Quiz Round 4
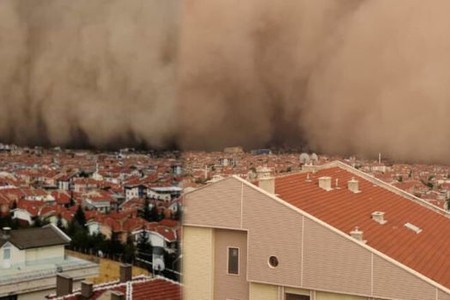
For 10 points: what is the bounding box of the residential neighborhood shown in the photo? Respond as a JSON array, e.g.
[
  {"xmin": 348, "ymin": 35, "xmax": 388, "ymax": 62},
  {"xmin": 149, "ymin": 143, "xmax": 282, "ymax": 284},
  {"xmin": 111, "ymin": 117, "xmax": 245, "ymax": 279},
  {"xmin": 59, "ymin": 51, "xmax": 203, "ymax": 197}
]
[
  {"xmin": 0, "ymin": 145, "xmax": 183, "ymax": 299},
  {"xmin": 1, "ymin": 144, "xmax": 450, "ymax": 299}
]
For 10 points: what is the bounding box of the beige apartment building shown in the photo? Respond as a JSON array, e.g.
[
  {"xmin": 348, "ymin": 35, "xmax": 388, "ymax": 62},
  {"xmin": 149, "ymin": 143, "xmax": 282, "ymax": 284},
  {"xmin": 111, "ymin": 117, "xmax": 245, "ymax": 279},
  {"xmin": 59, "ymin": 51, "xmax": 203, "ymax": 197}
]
[{"xmin": 182, "ymin": 161, "xmax": 450, "ymax": 300}]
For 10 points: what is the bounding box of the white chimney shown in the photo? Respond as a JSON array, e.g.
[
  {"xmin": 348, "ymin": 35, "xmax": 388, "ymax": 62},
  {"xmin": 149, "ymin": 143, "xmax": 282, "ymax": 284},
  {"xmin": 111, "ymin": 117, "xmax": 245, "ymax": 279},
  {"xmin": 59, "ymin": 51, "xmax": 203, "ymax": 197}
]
[
  {"xmin": 318, "ymin": 176, "xmax": 332, "ymax": 191},
  {"xmin": 2, "ymin": 227, "xmax": 11, "ymax": 240},
  {"xmin": 348, "ymin": 177, "xmax": 360, "ymax": 193},
  {"xmin": 350, "ymin": 226, "xmax": 365, "ymax": 243},
  {"xmin": 257, "ymin": 167, "xmax": 275, "ymax": 194},
  {"xmin": 372, "ymin": 211, "xmax": 387, "ymax": 224}
]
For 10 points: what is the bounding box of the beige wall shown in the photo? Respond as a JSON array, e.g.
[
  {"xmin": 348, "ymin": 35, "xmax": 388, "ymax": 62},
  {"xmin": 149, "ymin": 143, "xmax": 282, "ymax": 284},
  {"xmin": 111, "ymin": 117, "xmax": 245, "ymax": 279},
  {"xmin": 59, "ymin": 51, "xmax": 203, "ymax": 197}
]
[
  {"xmin": 249, "ymin": 283, "xmax": 278, "ymax": 300},
  {"xmin": 5, "ymin": 243, "xmax": 26, "ymax": 266},
  {"xmin": 26, "ymin": 245, "xmax": 64, "ymax": 263},
  {"xmin": 214, "ymin": 229, "xmax": 249, "ymax": 300},
  {"xmin": 183, "ymin": 226, "xmax": 215, "ymax": 300},
  {"xmin": 316, "ymin": 291, "xmax": 366, "ymax": 300}
]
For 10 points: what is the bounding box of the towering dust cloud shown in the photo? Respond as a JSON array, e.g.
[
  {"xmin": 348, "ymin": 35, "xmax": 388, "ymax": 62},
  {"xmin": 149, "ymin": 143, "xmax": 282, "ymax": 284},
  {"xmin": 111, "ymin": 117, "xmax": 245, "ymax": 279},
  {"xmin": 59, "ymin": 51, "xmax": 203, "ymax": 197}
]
[
  {"xmin": 2, "ymin": 0, "xmax": 450, "ymax": 162},
  {"xmin": 179, "ymin": 0, "xmax": 450, "ymax": 163},
  {"xmin": 0, "ymin": 0, "xmax": 180, "ymax": 149}
]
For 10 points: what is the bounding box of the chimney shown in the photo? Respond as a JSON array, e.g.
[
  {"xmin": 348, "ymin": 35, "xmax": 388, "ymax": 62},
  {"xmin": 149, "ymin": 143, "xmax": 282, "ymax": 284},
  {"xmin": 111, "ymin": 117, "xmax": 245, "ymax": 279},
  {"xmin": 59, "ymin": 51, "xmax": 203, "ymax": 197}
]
[
  {"xmin": 318, "ymin": 176, "xmax": 332, "ymax": 191},
  {"xmin": 348, "ymin": 177, "xmax": 360, "ymax": 193},
  {"xmin": 257, "ymin": 167, "xmax": 275, "ymax": 194},
  {"xmin": 2, "ymin": 227, "xmax": 11, "ymax": 240},
  {"xmin": 56, "ymin": 274, "xmax": 73, "ymax": 297},
  {"xmin": 350, "ymin": 226, "xmax": 365, "ymax": 243},
  {"xmin": 372, "ymin": 211, "xmax": 387, "ymax": 224},
  {"xmin": 80, "ymin": 281, "xmax": 94, "ymax": 299},
  {"xmin": 120, "ymin": 264, "xmax": 132, "ymax": 283},
  {"xmin": 111, "ymin": 291, "xmax": 125, "ymax": 300}
]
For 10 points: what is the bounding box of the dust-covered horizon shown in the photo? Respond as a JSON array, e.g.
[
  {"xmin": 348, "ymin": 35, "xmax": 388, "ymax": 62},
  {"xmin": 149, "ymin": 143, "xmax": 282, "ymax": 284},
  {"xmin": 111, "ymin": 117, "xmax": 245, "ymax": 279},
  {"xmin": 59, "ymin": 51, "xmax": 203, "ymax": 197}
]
[{"xmin": 2, "ymin": 0, "xmax": 450, "ymax": 162}]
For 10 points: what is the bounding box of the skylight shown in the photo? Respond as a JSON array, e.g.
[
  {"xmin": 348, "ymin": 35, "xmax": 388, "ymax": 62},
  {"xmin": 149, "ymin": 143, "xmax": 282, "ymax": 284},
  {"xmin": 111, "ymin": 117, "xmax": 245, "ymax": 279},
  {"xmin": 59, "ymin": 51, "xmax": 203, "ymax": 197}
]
[{"xmin": 404, "ymin": 222, "xmax": 422, "ymax": 234}]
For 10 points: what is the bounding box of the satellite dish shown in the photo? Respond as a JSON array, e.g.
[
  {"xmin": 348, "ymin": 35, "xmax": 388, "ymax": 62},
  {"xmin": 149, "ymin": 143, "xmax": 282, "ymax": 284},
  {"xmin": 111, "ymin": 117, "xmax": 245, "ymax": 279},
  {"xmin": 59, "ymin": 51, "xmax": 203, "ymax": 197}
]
[{"xmin": 299, "ymin": 153, "xmax": 310, "ymax": 164}]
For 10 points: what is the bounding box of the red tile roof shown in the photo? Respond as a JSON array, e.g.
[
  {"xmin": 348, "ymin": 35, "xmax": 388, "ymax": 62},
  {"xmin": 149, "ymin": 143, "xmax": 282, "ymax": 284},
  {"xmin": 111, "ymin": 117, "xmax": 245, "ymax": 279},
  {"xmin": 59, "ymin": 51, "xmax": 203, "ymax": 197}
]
[
  {"xmin": 275, "ymin": 163, "xmax": 450, "ymax": 289},
  {"xmin": 56, "ymin": 277, "xmax": 181, "ymax": 300}
]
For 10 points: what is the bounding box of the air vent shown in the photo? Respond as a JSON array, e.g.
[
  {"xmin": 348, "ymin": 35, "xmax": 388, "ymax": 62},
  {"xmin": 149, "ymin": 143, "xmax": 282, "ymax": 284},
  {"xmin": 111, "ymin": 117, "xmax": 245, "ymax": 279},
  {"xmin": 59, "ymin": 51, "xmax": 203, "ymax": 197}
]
[
  {"xmin": 404, "ymin": 222, "xmax": 422, "ymax": 234},
  {"xmin": 372, "ymin": 211, "xmax": 387, "ymax": 224},
  {"xmin": 348, "ymin": 177, "xmax": 361, "ymax": 193},
  {"xmin": 318, "ymin": 176, "xmax": 332, "ymax": 191},
  {"xmin": 349, "ymin": 226, "xmax": 366, "ymax": 243}
]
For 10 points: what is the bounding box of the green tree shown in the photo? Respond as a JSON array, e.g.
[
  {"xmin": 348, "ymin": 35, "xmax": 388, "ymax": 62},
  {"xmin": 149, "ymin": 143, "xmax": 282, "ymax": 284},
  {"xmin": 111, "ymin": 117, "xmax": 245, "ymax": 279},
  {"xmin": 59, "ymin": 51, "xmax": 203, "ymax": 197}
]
[
  {"xmin": 73, "ymin": 206, "xmax": 87, "ymax": 229},
  {"xmin": 123, "ymin": 235, "xmax": 136, "ymax": 264},
  {"xmin": 136, "ymin": 229, "xmax": 153, "ymax": 263}
]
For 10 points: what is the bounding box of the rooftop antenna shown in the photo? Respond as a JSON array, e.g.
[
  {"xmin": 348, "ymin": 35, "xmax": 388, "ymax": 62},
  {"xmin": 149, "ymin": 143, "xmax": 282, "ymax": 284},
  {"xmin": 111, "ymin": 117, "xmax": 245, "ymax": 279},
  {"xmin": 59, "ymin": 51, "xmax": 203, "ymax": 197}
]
[{"xmin": 378, "ymin": 153, "xmax": 381, "ymax": 164}]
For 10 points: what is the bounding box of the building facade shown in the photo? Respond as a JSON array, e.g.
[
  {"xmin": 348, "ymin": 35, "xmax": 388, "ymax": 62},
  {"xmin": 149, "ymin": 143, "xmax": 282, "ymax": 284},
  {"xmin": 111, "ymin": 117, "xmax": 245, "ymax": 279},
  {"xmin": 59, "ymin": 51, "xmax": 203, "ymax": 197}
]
[{"xmin": 182, "ymin": 161, "xmax": 450, "ymax": 300}]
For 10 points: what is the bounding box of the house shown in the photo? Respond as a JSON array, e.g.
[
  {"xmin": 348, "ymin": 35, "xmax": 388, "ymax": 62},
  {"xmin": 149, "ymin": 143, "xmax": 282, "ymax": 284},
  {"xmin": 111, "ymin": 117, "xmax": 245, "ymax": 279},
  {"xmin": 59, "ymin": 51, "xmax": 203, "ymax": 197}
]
[
  {"xmin": 182, "ymin": 161, "xmax": 450, "ymax": 300},
  {"xmin": 82, "ymin": 191, "xmax": 117, "ymax": 213},
  {"xmin": 124, "ymin": 184, "xmax": 147, "ymax": 201},
  {"xmin": 147, "ymin": 187, "xmax": 182, "ymax": 202},
  {"xmin": 0, "ymin": 225, "xmax": 98, "ymax": 299},
  {"xmin": 46, "ymin": 264, "xmax": 181, "ymax": 300}
]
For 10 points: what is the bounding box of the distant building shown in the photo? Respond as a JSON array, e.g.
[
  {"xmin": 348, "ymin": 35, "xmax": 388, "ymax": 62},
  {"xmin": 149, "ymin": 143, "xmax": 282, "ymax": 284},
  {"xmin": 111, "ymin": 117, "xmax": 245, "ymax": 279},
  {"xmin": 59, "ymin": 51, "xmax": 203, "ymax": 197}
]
[
  {"xmin": 0, "ymin": 225, "xmax": 98, "ymax": 299},
  {"xmin": 223, "ymin": 146, "xmax": 244, "ymax": 154},
  {"xmin": 250, "ymin": 149, "xmax": 272, "ymax": 155},
  {"xmin": 183, "ymin": 161, "xmax": 450, "ymax": 300},
  {"xmin": 47, "ymin": 265, "xmax": 180, "ymax": 300}
]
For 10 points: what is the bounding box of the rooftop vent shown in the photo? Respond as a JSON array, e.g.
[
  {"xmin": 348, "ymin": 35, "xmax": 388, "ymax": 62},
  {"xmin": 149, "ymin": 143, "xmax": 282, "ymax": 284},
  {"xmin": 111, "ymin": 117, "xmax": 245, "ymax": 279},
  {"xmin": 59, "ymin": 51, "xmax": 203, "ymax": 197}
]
[
  {"xmin": 305, "ymin": 173, "xmax": 312, "ymax": 182},
  {"xmin": 404, "ymin": 222, "xmax": 422, "ymax": 234},
  {"xmin": 257, "ymin": 167, "xmax": 275, "ymax": 194},
  {"xmin": 372, "ymin": 211, "xmax": 387, "ymax": 224},
  {"xmin": 318, "ymin": 176, "xmax": 332, "ymax": 191},
  {"xmin": 2, "ymin": 227, "xmax": 11, "ymax": 240},
  {"xmin": 349, "ymin": 226, "xmax": 366, "ymax": 243},
  {"xmin": 348, "ymin": 177, "xmax": 360, "ymax": 193}
]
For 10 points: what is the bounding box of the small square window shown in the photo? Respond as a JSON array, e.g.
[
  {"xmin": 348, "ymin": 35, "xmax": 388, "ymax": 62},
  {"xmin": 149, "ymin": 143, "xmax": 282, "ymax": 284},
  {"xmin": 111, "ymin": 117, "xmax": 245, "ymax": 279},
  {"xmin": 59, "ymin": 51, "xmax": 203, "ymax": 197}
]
[{"xmin": 227, "ymin": 247, "xmax": 239, "ymax": 275}]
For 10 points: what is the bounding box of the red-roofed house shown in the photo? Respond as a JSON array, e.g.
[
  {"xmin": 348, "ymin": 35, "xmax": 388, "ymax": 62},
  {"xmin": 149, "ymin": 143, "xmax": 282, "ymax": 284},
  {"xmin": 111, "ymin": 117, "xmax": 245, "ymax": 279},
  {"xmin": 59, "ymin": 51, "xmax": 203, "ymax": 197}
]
[
  {"xmin": 47, "ymin": 266, "xmax": 180, "ymax": 300},
  {"xmin": 183, "ymin": 161, "xmax": 450, "ymax": 300}
]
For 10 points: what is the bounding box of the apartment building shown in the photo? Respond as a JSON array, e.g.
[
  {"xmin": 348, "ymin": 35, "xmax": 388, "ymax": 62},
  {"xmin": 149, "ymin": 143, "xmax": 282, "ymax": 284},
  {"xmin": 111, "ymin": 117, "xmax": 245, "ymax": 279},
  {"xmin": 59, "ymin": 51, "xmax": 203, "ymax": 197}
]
[{"xmin": 182, "ymin": 161, "xmax": 450, "ymax": 300}]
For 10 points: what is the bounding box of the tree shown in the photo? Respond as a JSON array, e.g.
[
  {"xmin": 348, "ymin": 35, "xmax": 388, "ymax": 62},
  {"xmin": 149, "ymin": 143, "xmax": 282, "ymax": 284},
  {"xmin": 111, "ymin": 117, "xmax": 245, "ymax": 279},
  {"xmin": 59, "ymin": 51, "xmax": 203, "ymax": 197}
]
[
  {"xmin": 142, "ymin": 198, "xmax": 151, "ymax": 221},
  {"xmin": 136, "ymin": 229, "xmax": 153, "ymax": 264},
  {"xmin": 123, "ymin": 235, "xmax": 136, "ymax": 264},
  {"xmin": 73, "ymin": 206, "xmax": 87, "ymax": 229}
]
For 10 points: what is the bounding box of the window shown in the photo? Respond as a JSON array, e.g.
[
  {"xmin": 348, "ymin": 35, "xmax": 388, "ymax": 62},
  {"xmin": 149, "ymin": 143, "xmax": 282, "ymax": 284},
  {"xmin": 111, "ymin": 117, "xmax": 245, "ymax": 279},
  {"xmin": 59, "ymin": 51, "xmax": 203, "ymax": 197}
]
[
  {"xmin": 3, "ymin": 246, "xmax": 10, "ymax": 260},
  {"xmin": 285, "ymin": 294, "xmax": 309, "ymax": 300},
  {"xmin": 268, "ymin": 256, "xmax": 279, "ymax": 268},
  {"xmin": 227, "ymin": 247, "xmax": 239, "ymax": 275}
]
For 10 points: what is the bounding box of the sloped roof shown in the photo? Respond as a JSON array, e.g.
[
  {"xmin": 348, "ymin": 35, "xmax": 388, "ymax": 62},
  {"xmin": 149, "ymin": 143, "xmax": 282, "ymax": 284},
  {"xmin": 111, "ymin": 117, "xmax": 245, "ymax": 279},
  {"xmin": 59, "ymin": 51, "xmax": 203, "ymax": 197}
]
[
  {"xmin": 0, "ymin": 224, "xmax": 70, "ymax": 249},
  {"xmin": 55, "ymin": 276, "xmax": 181, "ymax": 300},
  {"xmin": 275, "ymin": 162, "xmax": 450, "ymax": 289}
]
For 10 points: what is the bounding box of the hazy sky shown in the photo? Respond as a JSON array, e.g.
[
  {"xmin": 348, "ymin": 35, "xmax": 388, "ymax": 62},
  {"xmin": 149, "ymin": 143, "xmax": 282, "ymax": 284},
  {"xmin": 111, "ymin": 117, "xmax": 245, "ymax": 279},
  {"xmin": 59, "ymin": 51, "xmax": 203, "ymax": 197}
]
[{"xmin": 1, "ymin": 0, "xmax": 450, "ymax": 162}]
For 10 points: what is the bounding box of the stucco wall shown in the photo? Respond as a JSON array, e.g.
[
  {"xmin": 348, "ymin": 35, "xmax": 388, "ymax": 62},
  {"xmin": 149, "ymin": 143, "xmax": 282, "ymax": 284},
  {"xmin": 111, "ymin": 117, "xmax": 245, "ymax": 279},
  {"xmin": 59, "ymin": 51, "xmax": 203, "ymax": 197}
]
[
  {"xmin": 316, "ymin": 291, "xmax": 366, "ymax": 300},
  {"xmin": 183, "ymin": 226, "xmax": 214, "ymax": 300},
  {"xmin": 26, "ymin": 245, "xmax": 64, "ymax": 263},
  {"xmin": 249, "ymin": 283, "xmax": 278, "ymax": 300}
]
